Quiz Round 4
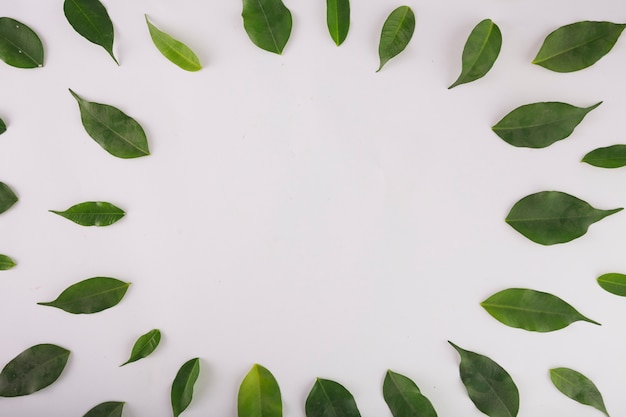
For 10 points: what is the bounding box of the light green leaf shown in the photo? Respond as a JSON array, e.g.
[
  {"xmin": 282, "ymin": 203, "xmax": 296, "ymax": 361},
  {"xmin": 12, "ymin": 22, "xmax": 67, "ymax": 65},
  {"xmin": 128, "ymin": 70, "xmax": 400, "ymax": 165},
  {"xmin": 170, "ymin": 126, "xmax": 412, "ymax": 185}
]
[
  {"xmin": 121, "ymin": 329, "xmax": 161, "ymax": 366},
  {"xmin": 145, "ymin": 15, "xmax": 202, "ymax": 71},
  {"xmin": 383, "ymin": 370, "xmax": 437, "ymax": 417},
  {"xmin": 582, "ymin": 145, "xmax": 626, "ymax": 168},
  {"xmin": 171, "ymin": 358, "xmax": 200, "ymax": 417},
  {"xmin": 597, "ymin": 273, "xmax": 626, "ymax": 296},
  {"xmin": 0, "ymin": 182, "xmax": 18, "ymax": 215},
  {"xmin": 377, "ymin": 6, "xmax": 415, "ymax": 72},
  {"xmin": 64, "ymin": 0, "xmax": 118, "ymax": 64},
  {"xmin": 550, "ymin": 368, "xmax": 609, "ymax": 417},
  {"xmin": 238, "ymin": 364, "xmax": 282, "ymax": 417},
  {"xmin": 305, "ymin": 378, "xmax": 361, "ymax": 417},
  {"xmin": 242, "ymin": 0, "xmax": 292, "ymax": 54},
  {"xmin": 83, "ymin": 401, "xmax": 125, "ymax": 417},
  {"xmin": 50, "ymin": 201, "xmax": 125, "ymax": 227},
  {"xmin": 38, "ymin": 277, "xmax": 131, "ymax": 314},
  {"xmin": 327, "ymin": 0, "xmax": 350, "ymax": 46},
  {"xmin": 0, "ymin": 254, "xmax": 16, "ymax": 270},
  {"xmin": 0, "ymin": 17, "xmax": 44, "ymax": 68}
]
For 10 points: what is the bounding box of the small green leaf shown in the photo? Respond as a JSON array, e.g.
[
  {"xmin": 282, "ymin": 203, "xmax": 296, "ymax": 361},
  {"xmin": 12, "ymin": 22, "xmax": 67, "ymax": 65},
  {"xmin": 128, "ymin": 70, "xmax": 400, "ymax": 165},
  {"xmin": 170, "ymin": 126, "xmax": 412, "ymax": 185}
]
[
  {"xmin": 38, "ymin": 277, "xmax": 131, "ymax": 314},
  {"xmin": 69, "ymin": 89, "xmax": 150, "ymax": 158},
  {"xmin": 0, "ymin": 118, "xmax": 6, "ymax": 134},
  {"xmin": 383, "ymin": 370, "xmax": 438, "ymax": 417},
  {"xmin": 0, "ymin": 344, "xmax": 70, "ymax": 397},
  {"xmin": 83, "ymin": 401, "xmax": 125, "ymax": 417},
  {"xmin": 50, "ymin": 201, "xmax": 125, "ymax": 227},
  {"xmin": 505, "ymin": 191, "xmax": 622, "ymax": 245},
  {"xmin": 533, "ymin": 21, "xmax": 626, "ymax": 73},
  {"xmin": 582, "ymin": 145, "xmax": 626, "ymax": 168},
  {"xmin": 481, "ymin": 288, "xmax": 599, "ymax": 332},
  {"xmin": 377, "ymin": 6, "xmax": 415, "ymax": 72},
  {"xmin": 0, "ymin": 254, "xmax": 16, "ymax": 270},
  {"xmin": 242, "ymin": 0, "xmax": 292, "ymax": 54},
  {"xmin": 171, "ymin": 358, "xmax": 200, "ymax": 417},
  {"xmin": 449, "ymin": 342, "xmax": 519, "ymax": 417},
  {"xmin": 238, "ymin": 364, "xmax": 282, "ymax": 417},
  {"xmin": 326, "ymin": 0, "xmax": 350, "ymax": 46},
  {"xmin": 550, "ymin": 368, "xmax": 610, "ymax": 417},
  {"xmin": 64, "ymin": 0, "xmax": 118, "ymax": 64},
  {"xmin": 305, "ymin": 378, "xmax": 361, "ymax": 417},
  {"xmin": 492, "ymin": 101, "xmax": 601, "ymax": 148},
  {"xmin": 0, "ymin": 17, "xmax": 44, "ymax": 68},
  {"xmin": 145, "ymin": 15, "xmax": 202, "ymax": 72},
  {"xmin": 0, "ymin": 181, "xmax": 18, "ymax": 215},
  {"xmin": 121, "ymin": 329, "xmax": 161, "ymax": 366},
  {"xmin": 449, "ymin": 19, "xmax": 501, "ymax": 89},
  {"xmin": 597, "ymin": 273, "xmax": 626, "ymax": 296}
]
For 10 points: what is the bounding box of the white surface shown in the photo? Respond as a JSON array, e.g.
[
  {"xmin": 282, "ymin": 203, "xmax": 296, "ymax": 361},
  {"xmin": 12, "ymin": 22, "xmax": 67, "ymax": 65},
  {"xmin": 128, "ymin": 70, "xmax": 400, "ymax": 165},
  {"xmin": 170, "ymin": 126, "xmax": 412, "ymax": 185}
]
[{"xmin": 2, "ymin": 1, "xmax": 626, "ymax": 416}]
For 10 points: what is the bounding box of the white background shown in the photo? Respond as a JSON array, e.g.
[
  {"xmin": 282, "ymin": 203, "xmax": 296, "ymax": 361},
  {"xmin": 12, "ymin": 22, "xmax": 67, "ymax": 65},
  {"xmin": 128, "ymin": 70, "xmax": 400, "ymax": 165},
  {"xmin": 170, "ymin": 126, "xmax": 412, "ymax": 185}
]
[{"xmin": 2, "ymin": 0, "xmax": 626, "ymax": 416}]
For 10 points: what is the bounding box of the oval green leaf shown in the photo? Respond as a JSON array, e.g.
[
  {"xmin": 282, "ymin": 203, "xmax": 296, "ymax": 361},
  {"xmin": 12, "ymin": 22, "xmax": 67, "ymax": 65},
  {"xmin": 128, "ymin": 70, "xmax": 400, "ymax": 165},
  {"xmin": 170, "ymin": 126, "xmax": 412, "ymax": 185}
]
[
  {"xmin": 69, "ymin": 89, "xmax": 150, "ymax": 158},
  {"xmin": 449, "ymin": 19, "xmax": 501, "ymax": 89},
  {"xmin": 242, "ymin": 0, "xmax": 292, "ymax": 54},
  {"xmin": 481, "ymin": 288, "xmax": 599, "ymax": 332},
  {"xmin": 0, "ymin": 181, "xmax": 18, "ymax": 215},
  {"xmin": 146, "ymin": 15, "xmax": 202, "ymax": 72},
  {"xmin": 505, "ymin": 191, "xmax": 622, "ymax": 245},
  {"xmin": 533, "ymin": 21, "xmax": 626, "ymax": 73},
  {"xmin": 172, "ymin": 358, "xmax": 200, "ymax": 417},
  {"xmin": 597, "ymin": 273, "xmax": 626, "ymax": 296},
  {"xmin": 305, "ymin": 378, "xmax": 361, "ymax": 417},
  {"xmin": 449, "ymin": 342, "xmax": 519, "ymax": 417},
  {"xmin": 38, "ymin": 277, "xmax": 130, "ymax": 314},
  {"xmin": 238, "ymin": 364, "xmax": 282, "ymax": 417},
  {"xmin": 0, "ymin": 118, "xmax": 6, "ymax": 135},
  {"xmin": 582, "ymin": 145, "xmax": 626, "ymax": 168},
  {"xmin": 83, "ymin": 401, "xmax": 125, "ymax": 417},
  {"xmin": 121, "ymin": 329, "xmax": 161, "ymax": 366},
  {"xmin": 492, "ymin": 101, "xmax": 601, "ymax": 148},
  {"xmin": 50, "ymin": 201, "xmax": 125, "ymax": 227},
  {"xmin": 0, "ymin": 17, "xmax": 44, "ymax": 68},
  {"xmin": 383, "ymin": 370, "xmax": 438, "ymax": 417},
  {"xmin": 0, "ymin": 344, "xmax": 70, "ymax": 397},
  {"xmin": 64, "ymin": 0, "xmax": 118, "ymax": 64},
  {"xmin": 327, "ymin": 0, "xmax": 350, "ymax": 46},
  {"xmin": 0, "ymin": 254, "xmax": 16, "ymax": 270},
  {"xmin": 550, "ymin": 368, "xmax": 609, "ymax": 417},
  {"xmin": 377, "ymin": 6, "xmax": 415, "ymax": 72}
]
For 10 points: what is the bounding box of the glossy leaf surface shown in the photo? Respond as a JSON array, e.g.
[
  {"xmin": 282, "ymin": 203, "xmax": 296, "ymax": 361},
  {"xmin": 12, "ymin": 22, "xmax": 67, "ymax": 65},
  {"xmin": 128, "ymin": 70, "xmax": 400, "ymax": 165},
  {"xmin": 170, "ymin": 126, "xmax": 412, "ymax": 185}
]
[
  {"xmin": 449, "ymin": 19, "xmax": 501, "ymax": 89},
  {"xmin": 0, "ymin": 118, "xmax": 5, "ymax": 134},
  {"xmin": 70, "ymin": 89, "xmax": 150, "ymax": 158},
  {"xmin": 146, "ymin": 16, "xmax": 202, "ymax": 71},
  {"xmin": 550, "ymin": 368, "xmax": 609, "ymax": 416},
  {"xmin": 0, "ymin": 254, "xmax": 16, "ymax": 270},
  {"xmin": 505, "ymin": 191, "xmax": 622, "ymax": 245},
  {"xmin": 50, "ymin": 201, "xmax": 125, "ymax": 226},
  {"xmin": 0, "ymin": 17, "xmax": 44, "ymax": 68},
  {"xmin": 377, "ymin": 6, "xmax": 415, "ymax": 72},
  {"xmin": 83, "ymin": 401, "xmax": 125, "ymax": 417},
  {"xmin": 0, "ymin": 344, "xmax": 70, "ymax": 397},
  {"xmin": 242, "ymin": 0, "xmax": 292, "ymax": 54},
  {"xmin": 449, "ymin": 342, "xmax": 518, "ymax": 417},
  {"xmin": 121, "ymin": 329, "xmax": 161, "ymax": 366},
  {"xmin": 38, "ymin": 277, "xmax": 130, "ymax": 314},
  {"xmin": 481, "ymin": 288, "xmax": 599, "ymax": 332},
  {"xmin": 533, "ymin": 21, "xmax": 626, "ymax": 72},
  {"xmin": 64, "ymin": 0, "xmax": 118, "ymax": 64},
  {"xmin": 597, "ymin": 273, "xmax": 626, "ymax": 296},
  {"xmin": 327, "ymin": 0, "xmax": 350, "ymax": 46},
  {"xmin": 492, "ymin": 101, "xmax": 601, "ymax": 148},
  {"xmin": 582, "ymin": 145, "xmax": 626, "ymax": 168},
  {"xmin": 238, "ymin": 364, "xmax": 282, "ymax": 417},
  {"xmin": 306, "ymin": 378, "xmax": 361, "ymax": 417},
  {"xmin": 383, "ymin": 370, "xmax": 437, "ymax": 417},
  {"xmin": 0, "ymin": 182, "xmax": 18, "ymax": 214},
  {"xmin": 171, "ymin": 358, "xmax": 200, "ymax": 417}
]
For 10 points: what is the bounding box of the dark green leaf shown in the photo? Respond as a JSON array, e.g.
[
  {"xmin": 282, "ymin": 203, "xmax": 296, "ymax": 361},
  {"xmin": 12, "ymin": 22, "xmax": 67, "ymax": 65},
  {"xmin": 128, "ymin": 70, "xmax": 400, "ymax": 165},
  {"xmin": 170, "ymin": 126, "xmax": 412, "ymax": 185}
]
[
  {"xmin": 0, "ymin": 118, "xmax": 6, "ymax": 134},
  {"xmin": 242, "ymin": 0, "xmax": 292, "ymax": 54},
  {"xmin": 146, "ymin": 15, "xmax": 202, "ymax": 72},
  {"xmin": 305, "ymin": 378, "xmax": 361, "ymax": 417},
  {"xmin": 533, "ymin": 21, "xmax": 626, "ymax": 73},
  {"xmin": 550, "ymin": 368, "xmax": 609, "ymax": 417},
  {"xmin": 505, "ymin": 191, "xmax": 622, "ymax": 245},
  {"xmin": 50, "ymin": 201, "xmax": 125, "ymax": 227},
  {"xmin": 449, "ymin": 19, "xmax": 501, "ymax": 89},
  {"xmin": 481, "ymin": 288, "xmax": 599, "ymax": 332},
  {"xmin": 238, "ymin": 364, "xmax": 282, "ymax": 417},
  {"xmin": 0, "ymin": 254, "xmax": 16, "ymax": 270},
  {"xmin": 63, "ymin": 0, "xmax": 118, "ymax": 64},
  {"xmin": 597, "ymin": 273, "xmax": 626, "ymax": 296},
  {"xmin": 383, "ymin": 370, "xmax": 437, "ymax": 417},
  {"xmin": 582, "ymin": 145, "xmax": 626, "ymax": 168},
  {"xmin": 171, "ymin": 358, "xmax": 200, "ymax": 417},
  {"xmin": 327, "ymin": 0, "xmax": 350, "ymax": 46},
  {"xmin": 121, "ymin": 329, "xmax": 161, "ymax": 366},
  {"xmin": 83, "ymin": 401, "xmax": 125, "ymax": 417},
  {"xmin": 69, "ymin": 89, "xmax": 150, "ymax": 158},
  {"xmin": 38, "ymin": 277, "xmax": 131, "ymax": 314},
  {"xmin": 0, "ymin": 181, "xmax": 18, "ymax": 214},
  {"xmin": 0, "ymin": 344, "xmax": 70, "ymax": 397},
  {"xmin": 377, "ymin": 6, "xmax": 415, "ymax": 72},
  {"xmin": 0, "ymin": 17, "xmax": 44, "ymax": 68},
  {"xmin": 492, "ymin": 101, "xmax": 601, "ymax": 148},
  {"xmin": 449, "ymin": 342, "xmax": 519, "ymax": 417}
]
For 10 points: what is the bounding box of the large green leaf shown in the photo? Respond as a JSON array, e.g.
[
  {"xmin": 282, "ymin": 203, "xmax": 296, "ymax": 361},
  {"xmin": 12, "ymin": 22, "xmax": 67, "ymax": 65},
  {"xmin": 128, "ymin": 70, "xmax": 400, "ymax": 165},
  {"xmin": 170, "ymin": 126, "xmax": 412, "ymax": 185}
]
[
  {"xmin": 377, "ymin": 6, "xmax": 415, "ymax": 72},
  {"xmin": 582, "ymin": 145, "xmax": 626, "ymax": 168},
  {"xmin": 326, "ymin": 0, "xmax": 350, "ymax": 46},
  {"xmin": 0, "ymin": 17, "xmax": 44, "ymax": 68},
  {"xmin": 238, "ymin": 364, "xmax": 282, "ymax": 417},
  {"xmin": 306, "ymin": 378, "xmax": 361, "ymax": 417},
  {"xmin": 550, "ymin": 368, "xmax": 610, "ymax": 416},
  {"xmin": 64, "ymin": 0, "xmax": 118, "ymax": 64},
  {"xmin": 383, "ymin": 370, "xmax": 437, "ymax": 417},
  {"xmin": 146, "ymin": 15, "xmax": 202, "ymax": 72},
  {"xmin": 171, "ymin": 358, "xmax": 200, "ymax": 417},
  {"xmin": 83, "ymin": 401, "xmax": 125, "ymax": 417},
  {"xmin": 0, "ymin": 181, "xmax": 18, "ymax": 215},
  {"xmin": 50, "ymin": 201, "xmax": 125, "ymax": 226},
  {"xmin": 0, "ymin": 254, "xmax": 16, "ymax": 271},
  {"xmin": 242, "ymin": 0, "xmax": 292, "ymax": 54},
  {"xmin": 121, "ymin": 329, "xmax": 161, "ymax": 366},
  {"xmin": 38, "ymin": 277, "xmax": 131, "ymax": 314},
  {"xmin": 597, "ymin": 273, "xmax": 626, "ymax": 297}
]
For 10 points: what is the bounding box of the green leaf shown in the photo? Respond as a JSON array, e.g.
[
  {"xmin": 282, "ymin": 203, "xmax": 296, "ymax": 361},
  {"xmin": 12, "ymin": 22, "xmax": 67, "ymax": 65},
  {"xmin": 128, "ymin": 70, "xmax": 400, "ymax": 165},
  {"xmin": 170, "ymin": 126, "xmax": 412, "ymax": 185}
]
[
  {"xmin": 171, "ymin": 358, "xmax": 200, "ymax": 417},
  {"xmin": 145, "ymin": 15, "xmax": 202, "ymax": 72},
  {"xmin": 305, "ymin": 378, "xmax": 361, "ymax": 417},
  {"xmin": 0, "ymin": 181, "xmax": 18, "ymax": 215},
  {"xmin": 582, "ymin": 145, "xmax": 626, "ymax": 168},
  {"xmin": 377, "ymin": 6, "xmax": 415, "ymax": 72},
  {"xmin": 481, "ymin": 288, "xmax": 599, "ymax": 332},
  {"xmin": 238, "ymin": 364, "xmax": 282, "ymax": 417},
  {"xmin": 83, "ymin": 401, "xmax": 125, "ymax": 417},
  {"xmin": 550, "ymin": 368, "xmax": 610, "ymax": 417},
  {"xmin": 242, "ymin": 0, "xmax": 292, "ymax": 54},
  {"xmin": 533, "ymin": 21, "xmax": 626, "ymax": 73},
  {"xmin": 121, "ymin": 329, "xmax": 161, "ymax": 366},
  {"xmin": 597, "ymin": 273, "xmax": 626, "ymax": 296},
  {"xmin": 63, "ymin": 0, "xmax": 118, "ymax": 64},
  {"xmin": 0, "ymin": 118, "xmax": 6, "ymax": 134},
  {"xmin": 383, "ymin": 370, "xmax": 438, "ymax": 417},
  {"xmin": 449, "ymin": 342, "xmax": 519, "ymax": 417},
  {"xmin": 0, "ymin": 254, "xmax": 16, "ymax": 270},
  {"xmin": 69, "ymin": 89, "xmax": 150, "ymax": 158},
  {"xmin": 505, "ymin": 191, "xmax": 622, "ymax": 245},
  {"xmin": 326, "ymin": 0, "xmax": 350, "ymax": 46},
  {"xmin": 38, "ymin": 277, "xmax": 131, "ymax": 314},
  {"xmin": 0, "ymin": 344, "xmax": 70, "ymax": 397},
  {"xmin": 0, "ymin": 17, "xmax": 44, "ymax": 68},
  {"xmin": 492, "ymin": 101, "xmax": 601, "ymax": 148},
  {"xmin": 449, "ymin": 19, "xmax": 501, "ymax": 89},
  {"xmin": 50, "ymin": 201, "xmax": 125, "ymax": 227}
]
